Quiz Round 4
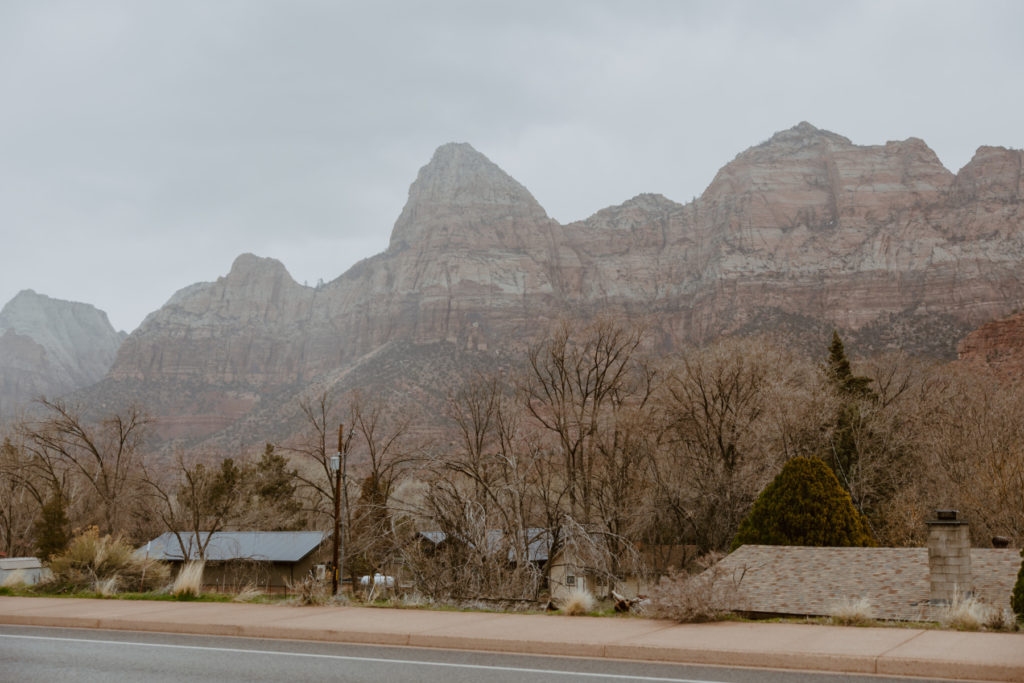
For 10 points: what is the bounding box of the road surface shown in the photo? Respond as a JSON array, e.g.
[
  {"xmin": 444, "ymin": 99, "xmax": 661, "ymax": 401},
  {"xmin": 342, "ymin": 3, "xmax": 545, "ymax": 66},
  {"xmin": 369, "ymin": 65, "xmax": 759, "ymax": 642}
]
[{"xmin": 0, "ymin": 625, "xmax": 961, "ymax": 683}]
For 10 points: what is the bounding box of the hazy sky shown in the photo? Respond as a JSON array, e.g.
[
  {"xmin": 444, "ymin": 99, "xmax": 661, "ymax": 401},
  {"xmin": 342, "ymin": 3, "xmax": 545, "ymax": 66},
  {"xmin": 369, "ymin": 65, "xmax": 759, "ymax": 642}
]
[{"xmin": 2, "ymin": 1, "xmax": 1022, "ymax": 332}]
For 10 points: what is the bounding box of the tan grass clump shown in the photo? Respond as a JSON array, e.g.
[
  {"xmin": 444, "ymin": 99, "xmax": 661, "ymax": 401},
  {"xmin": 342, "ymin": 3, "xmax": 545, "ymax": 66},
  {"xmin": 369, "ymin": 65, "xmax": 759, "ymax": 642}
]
[
  {"xmin": 232, "ymin": 583, "xmax": 263, "ymax": 602},
  {"xmin": 829, "ymin": 596, "xmax": 874, "ymax": 626},
  {"xmin": 171, "ymin": 561, "xmax": 205, "ymax": 597},
  {"xmin": 560, "ymin": 588, "xmax": 595, "ymax": 616},
  {"xmin": 1, "ymin": 570, "xmax": 27, "ymax": 589},
  {"xmin": 95, "ymin": 577, "xmax": 118, "ymax": 596},
  {"xmin": 938, "ymin": 588, "xmax": 990, "ymax": 631},
  {"xmin": 45, "ymin": 527, "xmax": 169, "ymax": 594}
]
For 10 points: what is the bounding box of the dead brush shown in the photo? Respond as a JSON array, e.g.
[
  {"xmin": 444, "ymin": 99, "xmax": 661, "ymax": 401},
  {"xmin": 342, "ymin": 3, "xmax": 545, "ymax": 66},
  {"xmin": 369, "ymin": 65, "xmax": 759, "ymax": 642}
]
[
  {"xmin": 286, "ymin": 572, "xmax": 331, "ymax": 606},
  {"xmin": 648, "ymin": 553, "xmax": 746, "ymax": 623},
  {"xmin": 828, "ymin": 597, "xmax": 874, "ymax": 626},
  {"xmin": 171, "ymin": 561, "xmax": 205, "ymax": 598}
]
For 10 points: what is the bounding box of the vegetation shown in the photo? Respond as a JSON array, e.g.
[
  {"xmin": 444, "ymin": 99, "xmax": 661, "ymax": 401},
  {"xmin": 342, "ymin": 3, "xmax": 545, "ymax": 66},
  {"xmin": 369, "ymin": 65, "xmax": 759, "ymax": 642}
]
[
  {"xmin": 1, "ymin": 321, "xmax": 1023, "ymax": 619},
  {"xmin": 1013, "ymin": 549, "xmax": 1024, "ymax": 622},
  {"xmin": 648, "ymin": 554, "xmax": 746, "ymax": 623},
  {"xmin": 560, "ymin": 588, "xmax": 595, "ymax": 616},
  {"xmin": 731, "ymin": 457, "xmax": 874, "ymax": 549},
  {"xmin": 44, "ymin": 527, "xmax": 169, "ymax": 594}
]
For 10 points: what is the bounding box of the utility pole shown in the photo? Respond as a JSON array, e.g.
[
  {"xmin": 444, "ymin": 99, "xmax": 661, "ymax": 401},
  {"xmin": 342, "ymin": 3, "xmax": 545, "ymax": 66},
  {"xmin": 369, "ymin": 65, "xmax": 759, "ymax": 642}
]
[{"xmin": 330, "ymin": 424, "xmax": 344, "ymax": 595}]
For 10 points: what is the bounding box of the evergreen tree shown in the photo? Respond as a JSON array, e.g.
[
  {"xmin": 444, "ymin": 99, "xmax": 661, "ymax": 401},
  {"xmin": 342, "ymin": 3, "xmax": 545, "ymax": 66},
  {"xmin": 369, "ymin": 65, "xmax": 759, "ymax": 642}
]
[
  {"xmin": 249, "ymin": 444, "xmax": 303, "ymax": 530},
  {"xmin": 1012, "ymin": 548, "xmax": 1024, "ymax": 622},
  {"xmin": 821, "ymin": 331, "xmax": 888, "ymax": 527},
  {"xmin": 826, "ymin": 331, "xmax": 874, "ymax": 399},
  {"xmin": 34, "ymin": 491, "xmax": 69, "ymax": 562},
  {"xmin": 731, "ymin": 457, "xmax": 874, "ymax": 550}
]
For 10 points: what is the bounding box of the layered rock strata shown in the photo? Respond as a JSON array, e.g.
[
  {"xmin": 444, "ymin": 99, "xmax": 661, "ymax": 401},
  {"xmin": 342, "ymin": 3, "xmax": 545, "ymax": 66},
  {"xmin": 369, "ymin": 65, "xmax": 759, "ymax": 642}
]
[{"xmin": 92, "ymin": 124, "xmax": 1024, "ymax": 444}]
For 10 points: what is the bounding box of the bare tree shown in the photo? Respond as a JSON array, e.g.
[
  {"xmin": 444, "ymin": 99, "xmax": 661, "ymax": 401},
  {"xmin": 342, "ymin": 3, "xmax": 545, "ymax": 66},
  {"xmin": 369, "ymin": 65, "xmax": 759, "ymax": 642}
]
[
  {"xmin": 652, "ymin": 338, "xmax": 805, "ymax": 553},
  {"xmin": 20, "ymin": 399, "xmax": 150, "ymax": 537},
  {"xmin": 0, "ymin": 434, "xmax": 45, "ymax": 557},
  {"xmin": 142, "ymin": 454, "xmax": 246, "ymax": 560}
]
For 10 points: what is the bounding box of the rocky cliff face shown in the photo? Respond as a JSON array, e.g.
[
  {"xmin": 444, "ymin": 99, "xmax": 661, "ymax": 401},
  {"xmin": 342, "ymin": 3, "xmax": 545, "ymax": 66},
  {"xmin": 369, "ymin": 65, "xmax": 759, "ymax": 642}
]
[
  {"xmin": 0, "ymin": 290, "xmax": 124, "ymax": 418},
  {"xmin": 88, "ymin": 123, "xmax": 1024, "ymax": 445},
  {"xmin": 957, "ymin": 311, "xmax": 1024, "ymax": 377}
]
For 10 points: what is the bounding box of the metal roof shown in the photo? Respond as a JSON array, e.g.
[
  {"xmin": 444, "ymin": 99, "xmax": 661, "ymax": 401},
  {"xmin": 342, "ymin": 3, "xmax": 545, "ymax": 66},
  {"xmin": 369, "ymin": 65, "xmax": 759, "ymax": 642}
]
[
  {"xmin": 138, "ymin": 531, "xmax": 328, "ymax": 563},
  {"xmin": 0, "ymin": 557, "xmax": 42, "ymax": 571},
  {"xmin": 416, "ymin": 528, "xmax": 550, "ymax": 563}
]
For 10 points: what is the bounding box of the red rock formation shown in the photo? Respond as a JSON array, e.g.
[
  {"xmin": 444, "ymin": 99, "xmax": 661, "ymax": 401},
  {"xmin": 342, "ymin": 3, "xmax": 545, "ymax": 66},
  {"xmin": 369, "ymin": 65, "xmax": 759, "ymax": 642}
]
[
  {"xmin": 82, "ymin": 123, "xmax": 1024, "ymax": 445},
  {"xmin": 957, "ymin": 311, "xmax": 1024, "ymax": 378}
]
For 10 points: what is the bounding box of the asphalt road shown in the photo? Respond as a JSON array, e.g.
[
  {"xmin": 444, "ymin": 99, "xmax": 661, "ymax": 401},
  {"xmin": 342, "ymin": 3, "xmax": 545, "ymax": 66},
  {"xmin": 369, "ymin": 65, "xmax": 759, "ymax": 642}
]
[{"xmin": 0, "ymin": 625, "xmax": 961, "ymax": 683}]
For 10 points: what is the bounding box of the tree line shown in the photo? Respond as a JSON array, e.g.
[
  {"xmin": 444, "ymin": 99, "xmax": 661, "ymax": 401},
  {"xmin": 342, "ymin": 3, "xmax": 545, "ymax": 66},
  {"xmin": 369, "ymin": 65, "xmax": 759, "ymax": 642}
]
[{"xmin": 2, "ymin": 318, "xmax": 1022, "ymax": 600}]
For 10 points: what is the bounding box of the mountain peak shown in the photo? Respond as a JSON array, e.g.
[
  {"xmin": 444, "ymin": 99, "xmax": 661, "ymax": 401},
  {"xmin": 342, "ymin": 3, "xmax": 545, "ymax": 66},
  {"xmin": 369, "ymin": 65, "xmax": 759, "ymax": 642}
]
[
  {"xmin": 225, "ymin": 253, "xmax": 293, "ymax": 282},
  {"xmin": 755, "ymin": 121, "xmax": 852, "ymax": 152},
  {"xmin": 388, "ymin": 142, "xmax": 548, "ymax": 249}
]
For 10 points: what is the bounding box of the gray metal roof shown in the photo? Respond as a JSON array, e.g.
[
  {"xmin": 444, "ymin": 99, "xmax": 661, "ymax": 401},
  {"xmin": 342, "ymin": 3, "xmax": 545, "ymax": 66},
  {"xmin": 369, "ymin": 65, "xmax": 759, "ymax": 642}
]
[
  {"xmin": 416, "ymin": 528, "xmax": 550, "ymax": 563},
  {"xmin": 0, "ymin": 557, "xmax": 42, "ymax": 571},
  {"xmin": 138, "ymin": 531, "xmax": 328, "ymax": 563}
]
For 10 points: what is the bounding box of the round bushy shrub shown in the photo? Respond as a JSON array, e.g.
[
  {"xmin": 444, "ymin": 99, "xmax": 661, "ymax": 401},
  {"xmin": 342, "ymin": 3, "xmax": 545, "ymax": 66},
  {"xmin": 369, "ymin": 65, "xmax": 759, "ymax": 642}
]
[
  {"xmin": 731, "ymin": 457, "xmax": 874, "ymax": 550},
  {"xmin": 45, "ymin": 527, "xmax": 169, "ymax": 594}
]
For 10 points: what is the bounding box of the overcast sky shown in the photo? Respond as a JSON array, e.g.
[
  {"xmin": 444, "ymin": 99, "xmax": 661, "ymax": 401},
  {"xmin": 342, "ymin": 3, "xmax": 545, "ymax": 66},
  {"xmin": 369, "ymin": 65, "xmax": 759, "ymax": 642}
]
[{"xmin": 2, "ymin": 1, "xmax": 1022, "ymax": 332}]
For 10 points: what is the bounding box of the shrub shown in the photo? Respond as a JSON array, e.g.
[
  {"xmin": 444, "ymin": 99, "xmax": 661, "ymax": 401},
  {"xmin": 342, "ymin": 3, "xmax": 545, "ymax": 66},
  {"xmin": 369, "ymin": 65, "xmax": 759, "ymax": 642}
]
[
  {"xmin": 287, "ymin": 572, "xmax": 332, "ymax": 606},
  {"xmin": 1012, "ymin": 548, "xmax": 1024, "ymax": 622},
  {"xmin": 171, "ymin": 561, "xmax": 205, "ymax": 598},
  {"xmin": 45, "ymin": 527, "xmax": 169, "ymax": 594},
  {"xmin": 828, "ymin": 596, "xmax": 874, "ymax": 626},
  {"xmin": 732, "ymin": 457, "xmax": 874, "ymax": 549},
  {"xmin": 648, "ymin": 554, "xmax": 746, "ymax": 623},
  {"xmin": 560, "ymin": 588, "xmax": 595, "ymax": 616}
]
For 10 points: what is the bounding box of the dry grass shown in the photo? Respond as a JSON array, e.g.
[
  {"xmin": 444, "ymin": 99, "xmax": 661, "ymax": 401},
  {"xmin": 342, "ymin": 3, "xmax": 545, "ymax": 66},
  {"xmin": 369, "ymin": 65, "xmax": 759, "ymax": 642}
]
[
  {"xmin": 937, "ymin": 588, "xmax": 998, "ymax": 631},
  {"xmin": 829, "ymin": 597, "xmax": 874, "ymax": 626},
  {"xmin": 95, "ymin": 577, "xmax": 118, "ymax": 596},
  {"xmin": 1, "ymin": 570, "xmax": 27, "ymax": 589},
  {"xmin": 232, "ymin": 583, "xmax": 263, "ymax": 602},
  {"xmin": 560, "ymin": 588, "xmax": 596, "ymax": 616},
  {"xmin": 171, "ymin": 561, "xmax": 205, "ymax": 598},
  {"xmin": 648, "ymin": 554, "xmax": 747, "ymax": 623}
]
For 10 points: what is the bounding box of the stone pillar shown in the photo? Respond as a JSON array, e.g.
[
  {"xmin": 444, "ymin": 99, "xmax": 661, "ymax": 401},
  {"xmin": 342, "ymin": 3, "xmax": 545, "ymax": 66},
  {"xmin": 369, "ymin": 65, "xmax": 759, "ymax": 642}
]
[{"xmin": 926, "ymin": 509, "xmax": 972, "ymax": 604}]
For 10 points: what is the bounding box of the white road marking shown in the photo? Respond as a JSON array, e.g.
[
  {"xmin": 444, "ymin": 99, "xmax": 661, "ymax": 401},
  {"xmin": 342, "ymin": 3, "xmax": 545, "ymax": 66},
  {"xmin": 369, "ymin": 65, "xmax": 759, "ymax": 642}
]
[{"xmin": 0, "ymin": 632, "xmax": 726, "ymax": 682}]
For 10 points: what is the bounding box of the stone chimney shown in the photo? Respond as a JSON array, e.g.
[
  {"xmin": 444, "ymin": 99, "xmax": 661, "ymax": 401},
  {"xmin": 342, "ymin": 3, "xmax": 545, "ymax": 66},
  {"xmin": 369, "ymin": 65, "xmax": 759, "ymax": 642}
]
[{"xmin": 926, "ymin": 509, "xmax": 972, "ymax": 604}]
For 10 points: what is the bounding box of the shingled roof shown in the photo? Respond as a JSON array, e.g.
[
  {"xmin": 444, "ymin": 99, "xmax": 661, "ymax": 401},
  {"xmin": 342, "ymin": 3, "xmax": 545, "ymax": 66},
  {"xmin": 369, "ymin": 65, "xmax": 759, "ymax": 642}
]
[{"xmin": 716, "ymin": 545, "xmax": 1021, "ymax": 621}]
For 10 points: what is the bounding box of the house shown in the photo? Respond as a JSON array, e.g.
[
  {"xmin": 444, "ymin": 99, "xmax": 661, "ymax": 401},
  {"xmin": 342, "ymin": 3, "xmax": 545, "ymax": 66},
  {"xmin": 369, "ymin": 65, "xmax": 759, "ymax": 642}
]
[
  {"xmin": 138, "ymin": 531, "xmax": 330, "ymax": 593},
  {"xmin": 414, "ymin": 528, "xmax": 656, "ymax": 601},
  {"xmin": 0, "ymin": 557, "xmax": 50, "ymax": 586},
  {"xmin": 714, "ymin": 510, "xmax": 1021, "ymax": 621}
]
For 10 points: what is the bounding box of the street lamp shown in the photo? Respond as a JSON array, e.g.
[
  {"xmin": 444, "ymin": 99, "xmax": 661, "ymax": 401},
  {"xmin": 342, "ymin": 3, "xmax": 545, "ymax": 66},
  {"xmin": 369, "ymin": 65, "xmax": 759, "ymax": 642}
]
[{"xmin": 329, "ymin": 424, "xmax": 344, "ymax": 595}]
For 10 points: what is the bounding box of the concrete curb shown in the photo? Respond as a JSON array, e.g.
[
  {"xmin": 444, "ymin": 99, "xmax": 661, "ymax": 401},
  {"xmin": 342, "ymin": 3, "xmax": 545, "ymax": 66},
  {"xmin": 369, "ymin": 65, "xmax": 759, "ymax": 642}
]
[{"xmin": 2, "ymin": 597, "xmax": 1022, "ymax": 681}]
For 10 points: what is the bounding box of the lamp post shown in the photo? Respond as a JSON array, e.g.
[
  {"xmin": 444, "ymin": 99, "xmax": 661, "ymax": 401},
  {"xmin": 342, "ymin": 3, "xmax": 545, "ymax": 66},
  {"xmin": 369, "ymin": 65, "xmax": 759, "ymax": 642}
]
[{"xmin": 329, "ymin": 424, "xmax": 344, "ymax": 595}]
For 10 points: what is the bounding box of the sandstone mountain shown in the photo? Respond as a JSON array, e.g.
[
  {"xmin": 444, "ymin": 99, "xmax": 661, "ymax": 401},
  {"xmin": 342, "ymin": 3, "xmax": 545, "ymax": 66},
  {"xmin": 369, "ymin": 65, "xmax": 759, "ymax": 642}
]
[
  {"xmin": 60, "ymin": 124, "xmax": 1024, "ymax": 446},
  {"xmin": 0, "ymin": 290, "xmax": 124, "ymax": 418}
]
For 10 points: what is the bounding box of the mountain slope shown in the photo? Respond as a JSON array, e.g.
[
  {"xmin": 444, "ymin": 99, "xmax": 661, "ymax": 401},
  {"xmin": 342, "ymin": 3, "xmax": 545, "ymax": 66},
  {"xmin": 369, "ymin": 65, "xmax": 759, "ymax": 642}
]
[
  {"xmin": 0, "ymin": 290, "xmax": 124, "ymax": 418},
  {"xmin": 78, "ymin": 124, "xmax": 1024, "ymax": 447}
]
